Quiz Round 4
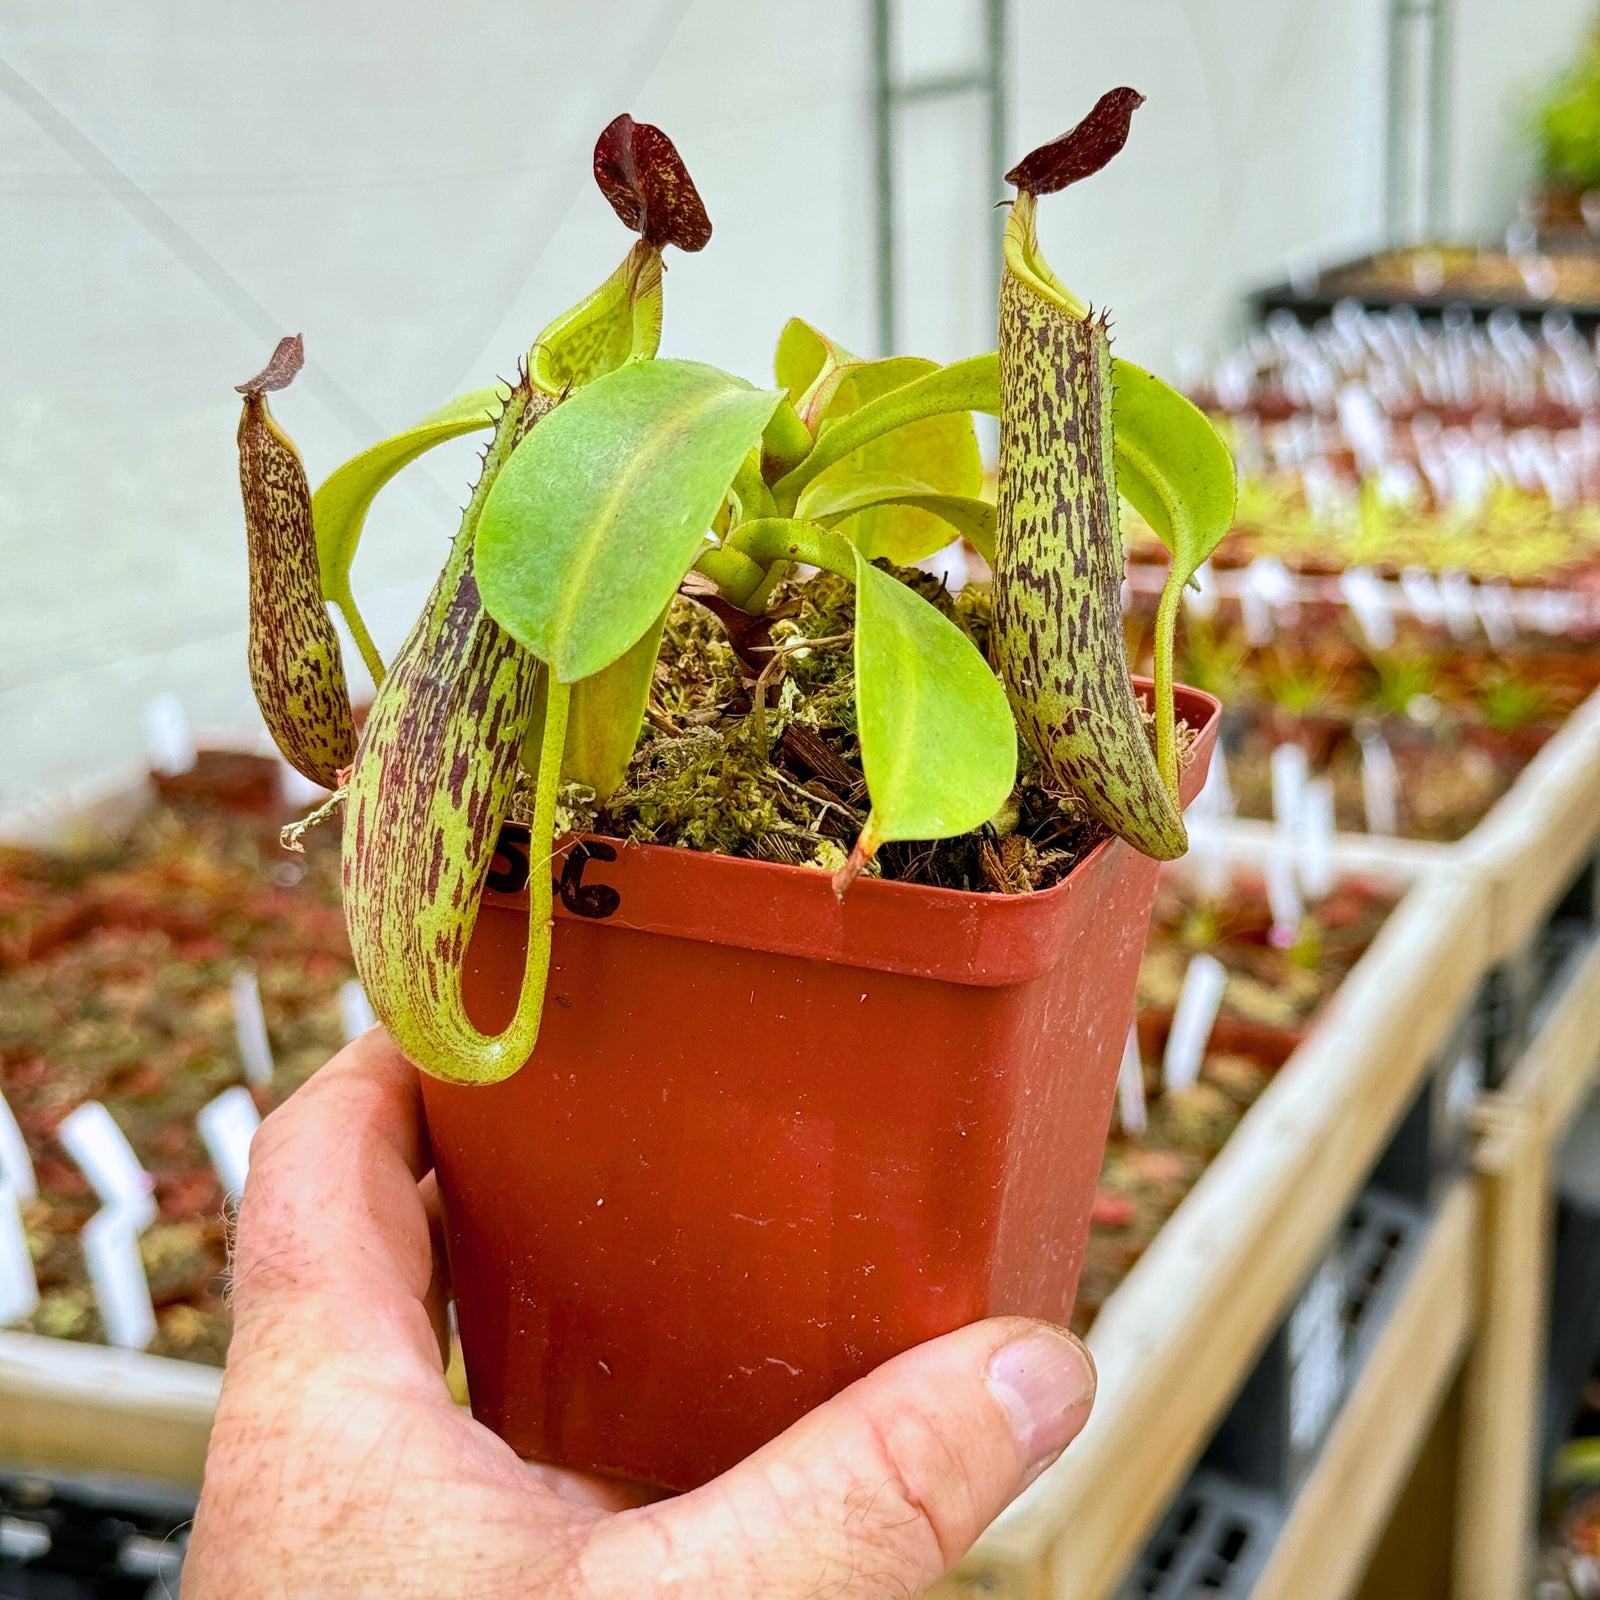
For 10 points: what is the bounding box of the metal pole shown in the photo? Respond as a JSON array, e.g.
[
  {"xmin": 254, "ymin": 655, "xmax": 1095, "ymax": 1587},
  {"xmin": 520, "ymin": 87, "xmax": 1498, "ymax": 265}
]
[
  {"xmin": 987, "ymin": 0, "xmax": 1008, "ymax": 310},
  {"xmin": 872, "ymin": 0, "xmax": 896, "ymax": 355}
]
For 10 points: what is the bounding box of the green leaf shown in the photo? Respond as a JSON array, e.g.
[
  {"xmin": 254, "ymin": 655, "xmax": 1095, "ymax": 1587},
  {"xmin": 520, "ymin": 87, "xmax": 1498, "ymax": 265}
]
[
  {"xmin": 530, "ymin": 241, "xmax": 664, "ymax": 395},
  {"xmin": 1112, "ymin": 359, "xmax": 1235, "ymax": 577},
  {"xmin": 1114, "ymin": 359, "xmax": 1235, "ymax": 799},
  {"xmin": 924, "ymin": 348, "xmax": 1235, "ymax": 569},
  {"xmin": 774, "ymin": 317, "xmax": 863, "ymax": 425},
  {"xmin": 801, "ymin": 358, "xmax": 982, "ymax": 564},
  {"xmin": 797, "ymin": 473, "xmax": 996, "ymax": 561},
  {"xmin": 476, "ymin": 359, "xmax": 784, "ymax": 682},
  {"xmin": 731, "ymin": 517, "xmax": 1016, "ymax": 848},
  {"xmin": 312, "ymin": 385, "xmax": 503, "ymax": 591},
  {"xmin": 853, "ymin": 554, "xmax": 1017, "ymax": 844},
  {"xmin": 310, "ymin": 384, "xmax": 505, "ymax": 683},
  {"xmin": 562, "ymin": 607, "xmax": 668, "ymax": 801},
  {"xmin": 773, "ymin": 353, "xmax": 999, "ymax": 507}
]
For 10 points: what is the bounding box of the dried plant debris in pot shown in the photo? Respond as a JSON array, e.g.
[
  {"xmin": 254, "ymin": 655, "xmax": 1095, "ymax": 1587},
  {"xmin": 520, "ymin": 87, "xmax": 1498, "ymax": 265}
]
[{"xmin": 530, "ymin": 569, "xmax": 1189, "ymax": 894}]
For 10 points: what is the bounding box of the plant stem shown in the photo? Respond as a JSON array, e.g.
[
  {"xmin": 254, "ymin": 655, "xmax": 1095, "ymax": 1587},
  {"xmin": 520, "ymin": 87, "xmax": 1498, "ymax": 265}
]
[
  {"xmin": 731, "ymin": 517, "xmax": 857, "ymax": 582},
  {"xmin": 694, "ymin": 544, "xmax": 767, "ymax": 605},
  {"xmin": 519, "ymin": 673, "xmax": 571, "ymax": 1046},
  {"xmin": 332, "ymin": 581, "xmax": 387, "ymax": 689},
  {"xmin": 1152, "ymin": 564, "xmax": 1184, "ymax": 804},
  {"xmin": 731, "ymin": 452, "xmax": 777, "ymax": 520}
]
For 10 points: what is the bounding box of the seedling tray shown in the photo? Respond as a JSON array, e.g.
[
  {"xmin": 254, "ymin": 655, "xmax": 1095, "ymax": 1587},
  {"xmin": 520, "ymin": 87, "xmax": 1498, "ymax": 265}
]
[
  {"xmin": 1251, "ymin": 248, "xmax": 1600, "ymax": 330},
  {"xmin": 934, "ymin": 863, "xmax": 1489, "ymax": 1600}
]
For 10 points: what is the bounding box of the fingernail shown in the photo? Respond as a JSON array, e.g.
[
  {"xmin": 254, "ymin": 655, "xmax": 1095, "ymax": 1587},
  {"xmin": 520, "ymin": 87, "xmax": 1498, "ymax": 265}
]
[{"xmin": 985, "ymin": 1327, "xmax": 1097, "ymax": 1469}]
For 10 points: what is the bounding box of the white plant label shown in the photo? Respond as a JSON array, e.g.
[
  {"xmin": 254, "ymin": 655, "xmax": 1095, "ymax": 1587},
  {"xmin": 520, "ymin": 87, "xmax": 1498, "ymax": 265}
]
[
  {"xmin": 1270, "ymin": 744, "xmax": 1309, "ymax": 833},
  {"xmin": 57, "ymin": 1102, "xmax": 156, "ymax": 1233},
  {"xmin": 1265, "ymin": 847, "xmax": 1305, "ymax": 945},
  {"xmin": 80, "ymin": 1208, "xmax": 156, "ymax": 1352},
  {"xmin": 339, "ymin": 979, "xmax": 377, "ymax": 1043},
  {"xmin": 0, "ymin": 1089, "xmax": 37, "ymax": 1202},
  {"xmin": 1298, "ymin": 778, "xmax": 1337, "ymax": 901},
  {"xmin": 1339, "ymin": 566, "xmax": 1396, "ymax": 651},
  {"xmin": 1398, "ymin": 566, "xmax": 1444, "ymax": 626},
  {"xmin": 1437, "ymin": 570, "xmax": 1478, "ymax": 643},
  {"xmin": 141, "ymin": 692, "xmax": 196, "ymax": 777},
  {"xmin": 231, "ymin": 968, "xmax": 275, "ymax": 1090},
  {"xmin": 197, "ymin": 1086, "xmax": 261, "ymax": 1201},
  {"xmin": 1358, "ymin": 732, "xmax": 1401, "ymax": 836},
  {"xmin": 0, "ymin": 1180, "xmax": 40, "ymax": 1328},
  {"xmin": 1186, "ymin": 823, "xmax": 1233, "ymax": 901},
  {"xmin": 1117, "ymin": 1023, "xmax": 1148, "ymax": 1137},
  {"xmin": 1163, "ymin": 954, "xmax": 1228, "ymax": 1094},
  {"xmin": 1197, "ymin": 752, "xmax": 1236, "ymax": 818},
  {"xmin": 1288, "ymin": 1255, "xmax": 1347, "ymax": 1456},
  {"xmin": 1183, "ymin": 560, "xmax": 1218, "ymax": 619},
  {"xmin": 1474, "ymin": 580, "xmax": 1517, "ymax": 650}
]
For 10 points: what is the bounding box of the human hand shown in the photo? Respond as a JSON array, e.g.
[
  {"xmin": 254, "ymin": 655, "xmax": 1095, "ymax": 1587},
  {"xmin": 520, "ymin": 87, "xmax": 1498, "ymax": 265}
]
[{"xmin": 185, "ymin": 1030, "xmax": 1096, "ymax": 1598}]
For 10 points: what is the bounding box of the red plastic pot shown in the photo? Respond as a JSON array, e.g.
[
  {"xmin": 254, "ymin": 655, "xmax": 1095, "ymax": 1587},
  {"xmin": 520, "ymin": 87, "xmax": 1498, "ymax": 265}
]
[{"xmin": 421, "ymin": 682, "xmax": 1221, "ymax": 1491}]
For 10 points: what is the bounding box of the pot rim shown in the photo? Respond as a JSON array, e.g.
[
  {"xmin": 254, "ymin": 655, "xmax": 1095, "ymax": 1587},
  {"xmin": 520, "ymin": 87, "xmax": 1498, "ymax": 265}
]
[{"xmin": 471, "ymin": 680, "xmax": 1223, "ymax": 988}]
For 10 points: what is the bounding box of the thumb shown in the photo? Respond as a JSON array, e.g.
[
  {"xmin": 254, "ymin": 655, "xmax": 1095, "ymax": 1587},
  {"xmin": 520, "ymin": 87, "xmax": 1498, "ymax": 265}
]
[{"xmin": 596, "ymin": 1318, "xmax": 1095, "ymax": 1598}]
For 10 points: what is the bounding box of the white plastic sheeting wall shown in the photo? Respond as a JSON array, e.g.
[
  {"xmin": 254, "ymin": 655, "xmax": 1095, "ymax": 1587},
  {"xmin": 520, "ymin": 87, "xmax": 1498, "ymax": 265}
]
[{"xmin": 0, "ymin": 0, "xmax": 1590, "ymax": 809}]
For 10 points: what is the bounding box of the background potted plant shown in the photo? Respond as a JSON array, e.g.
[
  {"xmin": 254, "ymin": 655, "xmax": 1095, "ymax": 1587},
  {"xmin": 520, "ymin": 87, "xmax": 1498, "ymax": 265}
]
[{"xmin": 235, "ymin": 91, "xmax": 1232, "ymax": 1490}]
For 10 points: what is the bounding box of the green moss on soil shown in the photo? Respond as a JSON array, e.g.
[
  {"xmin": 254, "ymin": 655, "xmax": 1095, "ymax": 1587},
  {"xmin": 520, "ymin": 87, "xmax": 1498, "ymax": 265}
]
[{"xmin": 560, "ymin": 568, "xmax": 1120, "ymax": 893}]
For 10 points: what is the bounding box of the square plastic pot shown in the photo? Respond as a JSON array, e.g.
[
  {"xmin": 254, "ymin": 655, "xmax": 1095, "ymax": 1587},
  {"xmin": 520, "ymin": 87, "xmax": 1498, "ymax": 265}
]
[{"xmin": 421, "ymin": 682, "xmax": 1221, "ymax": 1491}]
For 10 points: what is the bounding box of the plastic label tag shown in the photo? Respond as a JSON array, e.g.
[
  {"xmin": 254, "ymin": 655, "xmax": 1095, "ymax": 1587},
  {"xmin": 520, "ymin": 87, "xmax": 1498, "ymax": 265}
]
[
  {"xmin": 1437, "ymin": 570, "xmax": 1478, "ymax": 642},
  {"xmin": 231, "ymin": 969, "xmax": 275, "ymax": 1090},
  {"xmin": 1398, "ymin": 566, "xmax": 1444, "ymax": 626},
  {"xmin": 80, "ymin": 1209, "xmax": 156, "ymax": 1351},
  {"xmin": 1339, "ymin": 566, "xmax": 1396, "ymax": 651},
  {"xmin": 1265, "ymin": 848, "xmax": 1305, "ymax": 946},
  {"xmin": 339, "ymin": 980, "xmax": 377, "ymax": 1044},
  {"xmin": 1185, "ymin": 824, "xmax": 1233, "ymax": 901},
  {"xmin": 1182, "ymin": 560, "xmax": 1218, "ymax": 620},
  {"xmin": 1270, "ymin": 744, "xmax": 1309, "ymax": 832},
  {"xmin": 1242, "ymin": 556, "xmax": 1294, "ymax": 645},
  {"xmin": 1288, "ymin": 1255, "xmax": 1347, "ymax": 1455},
  {"xmin": 1443, "ymin": 1044, "xmax": 1486, "ymax": 1132},
  {"xmin": 0, "ymin": 1090, "xmax": 36, "ymax": 1202},
  {"xmin": 1298, "ymin": 778, "xmax": 1337, "ymax": 901},
  {"xmin": 141, "ymin": 693, "xmax": 196, "ymax": 777},
  {"xmin": 1337, "ymin": 383, "xmax": 1388, "ymax": 472},
  {"xmin": 1358, "ymin": 731, "xmax": 1400, "ymax": 836},
  {"xmin": 57, "ymin": 1103, "xmax": 157, "ymax": 1232},
  {"xmin": 0, "ymin": 1179, "xmax": 40, "ymax": 1328},
  {"xmin": 1117, "ymin": 1023, "xmax": 1148, "ymax": 1137},
  {"xmin": 197, "ymin": 1086, "xmax": 261, "ymax": 1201},
  {"xmin": 1163, "ymin": 954, "xmax": 1228, "ymax": 1094},
  {"xmin": 1474, "ymin": 580, "xmax": 1517, "ymax": 650}
]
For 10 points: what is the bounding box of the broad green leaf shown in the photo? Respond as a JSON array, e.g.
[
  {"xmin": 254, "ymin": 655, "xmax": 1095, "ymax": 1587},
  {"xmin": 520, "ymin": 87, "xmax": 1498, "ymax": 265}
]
[
  {"xmin": 563, "ymin": 607, "xmax": 668, "ymax": 801},
  {"xmin": 797, "ymin": 473, "xmax": 996, "ymax": 561},
  {"xmin": 803, "ymin": 358, "xmax": 982, "ymax": 564},
  {"xmin": 1112, "ymin": 359, "xmax": 1235, "ymax": 579},
  {"xmin": 731, "ymin": 518, "xmax": 1016, "ymax": 846},
  {"xmin": 774, "ymin": 353, "xmax": 999, "ymax": 506},
  {"xmin": 774, "ymin": 317, "xmax": 863, "ymax": 426},
  {"xmin": 312, "ymin": 384, "xmax": 504, "ymax": 599},
  {"xmin": 1117, "ymin": 357, "xmax": 1234, "ymax": 803},
  {"xmin": 852, "ymin": 553, "xmax": 1016, "ymax": 843},
  {"xmin": 531, "ymin": 241, "xmax": 664, "ymax": 395},
  {"xmin": 932, "ymin": 349, "xmax": 1234, "ymax": 569},
  {"xmin": 476, "ymin": 359, "xmax": 784, "ymax": 683}
]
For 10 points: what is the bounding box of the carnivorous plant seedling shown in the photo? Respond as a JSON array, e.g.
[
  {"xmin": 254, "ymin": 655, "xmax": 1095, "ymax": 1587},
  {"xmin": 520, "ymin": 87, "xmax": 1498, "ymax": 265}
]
[{"xmin": 237, "ymin": 98, "xmax": 1233, "ymax": 1084}]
